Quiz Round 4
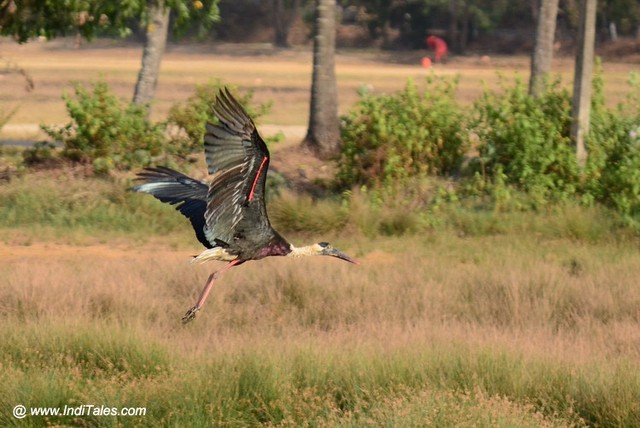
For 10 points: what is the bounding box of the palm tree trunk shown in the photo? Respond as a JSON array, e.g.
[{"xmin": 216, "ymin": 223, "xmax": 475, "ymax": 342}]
[
  {"xmin": 304, "ymin": 0, "xmax": 340, "ymax": 158},
  {"xmin": 529, "ymin": 0, "xmax": 559, "ymax": 97},
  {"xmin": 571, "ymin": 0, "xmax": 597, "ymax": 168},
  {"xmin": 132, "ymin": 0, "xmax": 170, "ymax": 112}
]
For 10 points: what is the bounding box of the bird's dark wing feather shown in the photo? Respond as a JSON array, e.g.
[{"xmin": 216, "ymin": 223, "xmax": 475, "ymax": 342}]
[
  {"xmin": 132, "ymin": 166, "xmax": 212, "ymax": 248},
  {"xmin": 203, "ymin": 88, "xmax": 271, "ymax": 246}
]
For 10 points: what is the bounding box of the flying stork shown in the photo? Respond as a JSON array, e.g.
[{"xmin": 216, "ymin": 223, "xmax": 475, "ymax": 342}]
[{"xmin": 133, "ymin": 88, "xmax": 358, "ymax": 323}]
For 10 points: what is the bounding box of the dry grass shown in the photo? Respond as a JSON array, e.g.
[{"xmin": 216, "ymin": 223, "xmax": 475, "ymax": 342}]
[
  {"xmin": 1, "ymin": 38, "xmax": 638, "ymax": 140},
  {"xmin": 4, "ymin": 233, "xmax": 640, "ymax": 355},
  {"xmin": 1, "ymin": 226, "xmax": 640, "ymax": 425}
]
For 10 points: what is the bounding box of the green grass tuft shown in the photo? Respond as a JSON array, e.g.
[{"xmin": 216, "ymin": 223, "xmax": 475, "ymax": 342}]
[{"xmin": 5, "ymin": 325, "xmax": 638, "ymax": 426}]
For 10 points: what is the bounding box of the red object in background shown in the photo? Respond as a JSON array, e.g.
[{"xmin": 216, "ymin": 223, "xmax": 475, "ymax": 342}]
[
  {"xmin": 421, "ymin": 57, "xmax": 432, "ymax": 69},
  {"xmin": 426, "ymin": 35, "xmax": 448, "ymax": 63}
]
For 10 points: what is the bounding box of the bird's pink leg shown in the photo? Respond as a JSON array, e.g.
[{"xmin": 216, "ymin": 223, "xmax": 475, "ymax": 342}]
[{"xmin": 182, "ymin": 259, "xmax": 240, "ymax": 324}]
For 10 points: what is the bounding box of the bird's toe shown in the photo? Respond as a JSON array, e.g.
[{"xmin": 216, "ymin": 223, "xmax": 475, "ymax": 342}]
[{"xmin": 182, "ymin": 305, "xmax": 200, "ymax": 324}]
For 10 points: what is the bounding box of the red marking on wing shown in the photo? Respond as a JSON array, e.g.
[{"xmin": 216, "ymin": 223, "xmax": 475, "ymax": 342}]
[{"xmin": 248, "ymin": 156, "xmax": 269, "ymax": 202}]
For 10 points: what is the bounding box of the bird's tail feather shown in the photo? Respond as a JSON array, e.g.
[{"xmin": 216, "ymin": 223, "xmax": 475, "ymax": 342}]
[
  {"xmin": 131, "ymin": 167, "xmax": 207, "ymax": 201},
  {"xmin": 131, "ymin": 166, "xmax": 211, "ymax": 249}
]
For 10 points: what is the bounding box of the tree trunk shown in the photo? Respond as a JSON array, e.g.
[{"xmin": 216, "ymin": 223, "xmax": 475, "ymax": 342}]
[
  {"xmin": 529, "ymin": 0, "xmax": 559, "ymax": 97},
  {"xmin": 132, "ymin": 0, "xmax": 170, "ymax": 112},
  {"xmin": 570, "ymin": 0, "xmax": 597, "ymax": 168},
  {"xmin": 448, "ymin": 0, "xmax": 459, "ymax": 53},
  {"xmin": 304, "ymin": 0, "xmax": 340, "ymax": 158},
  {"xmin": 272, "ymin": 0, "xmax": 300, "ymax": 48},
  {"xmin": 459, "ymin": 4, "xmax": 470, "ymax": 53}
]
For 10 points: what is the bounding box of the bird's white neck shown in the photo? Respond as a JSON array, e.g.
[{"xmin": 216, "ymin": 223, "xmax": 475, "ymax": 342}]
[{"xmin": 288, "ymin": 244, "xmax": 322, "ymax": 257}]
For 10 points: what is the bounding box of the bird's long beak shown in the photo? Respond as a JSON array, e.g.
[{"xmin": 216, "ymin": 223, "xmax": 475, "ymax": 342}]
[{"xmin": 328, "ymin": 248, "xmax": 360, "ymax": 265}]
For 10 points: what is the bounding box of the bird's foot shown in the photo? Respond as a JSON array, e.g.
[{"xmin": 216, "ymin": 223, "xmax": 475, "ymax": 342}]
[{"xmin": 182, "ymin": 304, "xmax": 200, "ymax": 324}]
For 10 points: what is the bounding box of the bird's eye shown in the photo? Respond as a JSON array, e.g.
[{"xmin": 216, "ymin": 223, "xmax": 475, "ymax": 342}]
[{"xmin": 318, "ymin": 242, "xmax": 330, "ymax": 248}]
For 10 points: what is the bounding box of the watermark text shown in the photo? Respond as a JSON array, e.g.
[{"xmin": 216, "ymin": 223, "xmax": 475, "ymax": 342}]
[{"xmin": 12, "ymin": 404, "xmax": 146, "ymax": 419}]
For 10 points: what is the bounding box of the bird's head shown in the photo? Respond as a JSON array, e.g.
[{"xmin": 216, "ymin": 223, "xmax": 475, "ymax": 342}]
[
  {"xmin": 317, "ymin": 242, "xmax": 359, "ymax": 264},
  {"xmin": 290, "ymin": 242, "xmax": 359, "ymax": 264}
]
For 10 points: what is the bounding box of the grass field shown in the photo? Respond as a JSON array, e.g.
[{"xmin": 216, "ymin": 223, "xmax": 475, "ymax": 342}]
[
  {"xmin": 2, "ymin": 226, "xmax": 640, "ymax": 427},
  {"xmin": 1, "ymin": 172, "xmax": 640, "ymax": 426},
  {"xmin": 2, "ymin": 38, "xmax": 640, "ymax": 426}
]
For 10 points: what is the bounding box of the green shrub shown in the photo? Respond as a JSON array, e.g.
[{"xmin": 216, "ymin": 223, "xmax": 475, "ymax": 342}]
[
  {"xmin": 589, "ymin": 72, "xmax": 640, "ymax": 220},
  {"xmin": 334, "ymin": 68, "xmax": 640, "ymax": 225},
  {"xmin": 337, "ymin": 77, "xmax": 468, "ymax": 189},
  {"xmin": 41, "ymin": 80, "xmax": 166, "ymax": 174},
  {"xmin": 595, "ymin": 120, "xmax": 640, "ymax": 218},
  {"xmin": 470, "ymin": 76, "xmax": 580, "ymax": 204},
  {"xmin": 165, "ymin": 79, "xmax": 277, "ymax": 159},
  {"xmin": 469, "ymin": 67, "xmax": 640, "ymax": 219}
]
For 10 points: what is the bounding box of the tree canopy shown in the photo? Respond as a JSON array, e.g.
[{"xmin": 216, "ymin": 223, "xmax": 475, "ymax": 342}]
[{"xmin": 0, "ymin": 0, "xmax": 219, "ymax": 43}]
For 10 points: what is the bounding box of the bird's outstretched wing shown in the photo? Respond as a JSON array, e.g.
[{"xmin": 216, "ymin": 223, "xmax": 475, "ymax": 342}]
[
  {"xmin": 203, "ymin": 88, "xmax": 271, "ymax": 247},
  {"xmin": 132, "ymin": 166, "xmax": 211, "ymax": 248}
]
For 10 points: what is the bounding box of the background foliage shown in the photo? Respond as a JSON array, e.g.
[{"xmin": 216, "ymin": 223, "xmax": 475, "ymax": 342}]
[
  {"xmin": 470, "ymin": 77, "xmax": 581, "ymax": 205},
  {"xmin": 337, "ymin": 77, "xmax": 467, "ymax": 188},
  {"xmin": 15, "ymin": 66, "xmax": 640, "ymax": 227},
  {"xmin": 0, "ymin": 0, "xmax": 220, "ymax": 42},
  {"xmin": 335, "ymin": 69, "xmax": 640, "ymax": 227},
  {"xmin": 41, "ymin": 81, "xmax": 166, "ymax": 174},
  {"xmin": 31, "ymin": 79, "xmax": 276, "ymax": 174}
]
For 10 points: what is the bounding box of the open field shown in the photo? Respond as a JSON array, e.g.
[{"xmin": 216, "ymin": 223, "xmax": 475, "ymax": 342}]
[
  {"xmin": 1, "ymin": 172, "xmax": 640, "ymax": 425},
  {"xmin": 1, "ymin": 37, "xmax": 639, "ymax": 140},
  {"xmin": 2, "ymin": 221, "xmax": 640, "ymax": 426},
  {"xmin": 2, "ymin": 38, "xmax": 640, "ymax": 426}
]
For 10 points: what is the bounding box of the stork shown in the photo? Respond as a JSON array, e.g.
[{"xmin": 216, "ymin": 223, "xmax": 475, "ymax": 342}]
[{"xmin": 133, "ymin": 88, "xmax": 358, "ymax": 323}]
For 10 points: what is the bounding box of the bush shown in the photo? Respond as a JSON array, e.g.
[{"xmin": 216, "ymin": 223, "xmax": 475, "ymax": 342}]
[
  {"xmin": 41, "ymin": 80, "xmax": 166, "ymax": 174},
  {"xmin": 337, "ymin": 77, "xmax": 469, "ymax": 189},
  {"xmin": 468, "ymin": 68, "xmax": 640, "ymax": 220},
  {"xmin": 335, "ymin": 68, "xmax": 640, "ymax": 225},
  {"xmin": 470, "ymin": 76, "xmax": 580, "ymax": 204},
  {"xmin": 588, "ymin": 71, "xmax": 640, "ymax": 220},
  {"xmin": 594, "ymin": 115, "xmax": 640, "ymax": 219},
  {"xmin": 165, "ymin": 79, "xmax": 277, "ymax": 159}
]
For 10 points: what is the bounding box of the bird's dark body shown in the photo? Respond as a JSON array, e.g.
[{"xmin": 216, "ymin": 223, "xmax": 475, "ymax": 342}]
[
  {"xmin": 237, "ymin": 230, "xmax": 291, "ymax": 261},
  {"xmin": 227, "ymin": 218, "xmax": 292, "ymax": 262}
]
